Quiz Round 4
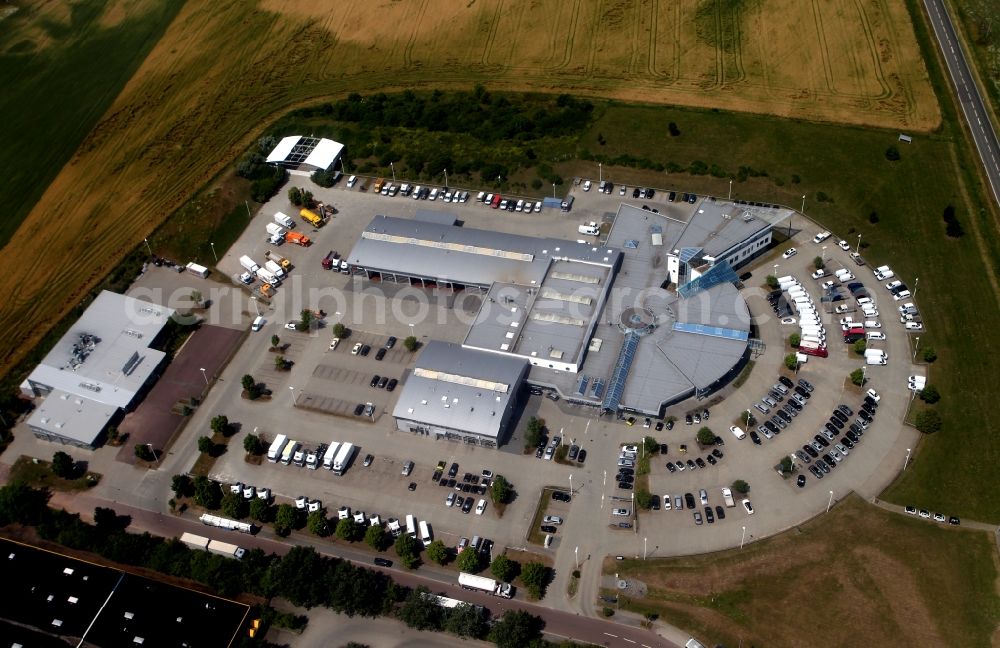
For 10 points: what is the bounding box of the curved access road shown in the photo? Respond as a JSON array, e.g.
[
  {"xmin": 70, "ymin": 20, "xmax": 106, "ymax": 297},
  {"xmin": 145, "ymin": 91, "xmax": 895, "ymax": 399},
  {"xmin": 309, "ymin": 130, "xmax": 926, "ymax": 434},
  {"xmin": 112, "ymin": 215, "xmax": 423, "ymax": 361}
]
[{"xmin": 922, "ymin": 0, "xmax": 1000, "ymax": 206}]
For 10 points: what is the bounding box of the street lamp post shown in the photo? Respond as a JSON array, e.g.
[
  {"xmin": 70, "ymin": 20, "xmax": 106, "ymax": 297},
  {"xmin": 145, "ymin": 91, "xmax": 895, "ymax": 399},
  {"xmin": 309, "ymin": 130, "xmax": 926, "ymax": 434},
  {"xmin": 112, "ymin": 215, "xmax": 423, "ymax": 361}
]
[
  {"xmin": 553, "ymin": 183, "xmax": 556, "ymax": 198},
  {"xmin": 904, "ymin": 448, "xmax": 912, "ymax": 470},
  {"xmin": 147, "ymin": 443, "xmax": 159, "ymax": 468},
  {"xmin": 912, "ymin": 276, "xmax": 919, "ymax": 299},
  {"xmin": 826, "ymin": 490, "xmax": 834, "ymax": 513},
  {"xmin": 443, "ymin": 168, "xmax": 449, "ymax": 188},
  {"xmin": 569, "ymin": 474, "xmax": 573, "ymax": 494},
  {"xmin": 289, "ymin": 385, "xmax": 295, "ymax": 407},
  {"xmin": 801, "ymin": 194, "xmax": 806, "ymax": 213},
  {"xmin": 199, "ymin": 367, "xmax": 208, "ymax": 385},
  {"xmin": 740, "ymin": 526, "xmax": 747, "ymax": 549},
  {"xmin": 575, "ymin": 546, "xmax": 579, "ymax": 569},
  {"xmin": 144, "ymin": 238, "xmax": 152, "ymax": 256},
  {"xmin": 856, "ymin": 234, "xmax": 862, "ymax": 255},
  {"xmin": 773, "ymin": 263, "xmax": 779, "ymax": 278},
  {"xmin": 390, "ymin": 161, "xmax": 396, "ymax": 183},
  {"xmin": 210, "ymin": 242, "xmax": 217, "ymax": 262},
  {"xmin": 603, "ymin": 469, "xmax": 606, "ymax": 487},
  {"xmin": 913, "ymin": 336, "xmax": 920, "ymax": 361},
  {"xmin": 599, "ymin": 163, "xmax": 603, "ymax": 183},
  {"xmin": 728, "ymin": 179, "xmax": 733, "ymax": 200},
  {"xmin": 821, "ymin": 245, "xmax": 827, "ymax": 262},
  {"xmin": 643, "ymin": 537, "xmax": 647, "ymax": 560}
]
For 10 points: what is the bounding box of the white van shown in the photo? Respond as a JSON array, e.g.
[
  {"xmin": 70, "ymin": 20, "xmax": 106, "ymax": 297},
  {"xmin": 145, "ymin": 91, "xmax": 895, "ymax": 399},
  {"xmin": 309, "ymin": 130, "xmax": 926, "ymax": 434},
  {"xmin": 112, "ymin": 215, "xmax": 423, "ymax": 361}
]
[
  {"xmin": 419, "ymin": 520, "xmax": 432, "ymax": 547},
  {"xmin": 405, "ymin": 514, "xmax": 417, "ymax": 538},
  {"xmin": 251, "ymin": 316, "xmax": 264, "ymax": 332},
  {"xmin": 863, "ymin": 320, "xmax": 881, "ymax": 329},
  {"xmin": 866, "ymin": 332, "xmax": 886, "ymax": 340},
  {"xmin": 346, "ymin": 175, "xmax": 357, "ymax": 188}
]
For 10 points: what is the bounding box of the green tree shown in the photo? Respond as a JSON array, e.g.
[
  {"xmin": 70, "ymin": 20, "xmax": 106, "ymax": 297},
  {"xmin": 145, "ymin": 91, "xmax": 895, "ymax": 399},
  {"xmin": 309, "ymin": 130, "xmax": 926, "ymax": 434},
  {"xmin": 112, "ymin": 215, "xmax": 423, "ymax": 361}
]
[
  {"xmin": 813, "ymin": 256, "xmax": 825, "ymax": 269},
  {"xmin": 490, "ymin": 474, "xmax": 512, "ymax": 504},
  {"xmin": 525, "ymin": 416, "xmax": 545, "ymax": 449},
  {"xmin": 270, "ymin": 334, "xmax": 280, "ymax": 348},
  {"xmin": 696, "ymin": 427, "xmax": 715, "ymax": 445},
  {"xmin": 403, "ymin": 335, "xmax": 418, "ymax": 352},
  {"xmin": 853, "ymin": 339, "xmax": 867, "ymax": 355},
  {"xmin": 297, "ymin": 309, "xmax": 313, "ymax": 332},
  {"xmin": 490, "ymin": 554, "xmax": 518, "ymax": 582},
  {"xmin": 249, "ymin": 498, "xmax": 271, "ymax": 523},
  {"xmin": 635, "ymin": 489, "xmax": 653, "ymax": 509},
  {"xmin": 488, "ymin": 610, "xmax": 544, "ymax": 648},
  {"xmin": 221, "ymin": 492, "xmax": 247, "ymax": 519},
  {"xmin": 288, "ymin": 186, "xmax": 302, "ymax": 205},
  {"xmin": 444, "ymin": 603, "xmax": 488, "ymax": 638},
  {"xmin": 643, "ymin": 435, "xmax": 658, "ymax": 454},
  {"xmin": 365, "ymin": 524, "xmax": 389, "ymax": 551},
  {"xmin": 210, "ymin": 414, "xmax": 229, "ymax": 436},
  {"xmin": 784, "ymin": 353, "xmax": 799, "ymax": 370},
  {"xmin": 885, "ymin": 145, "xmax": 901, "ymax": 161},
  {"xmin": 766, "ymin": 275, "xmax": 779, "ymax": 289},
  {"xmin": 274, "ymin": 355, "xmax": 288, "ymax": 370},
  {"xmin": 134, "ymin": 444, "xmax": 154, "ymax": 462},
  {"xmin": 456, "ymin": 546, "xmax": 481, "ymax": 573},
  {"xmin": 850, "ymin": 368, "xmax": 866, "ymax": 386},
  {"xmin": 425, "ymin": 540, "xmax": 449, "ymax": 565},
  {"xmin": 789, "ymin": 333, "xmax": 800, "ymax": 348},
  {"xmin": 732, "ymin": 479, "xmax": 750, "ymax": 494},
  {"xmin": 332, "ymin": 322, "xmax": 346, "ymax": 338},
  {"xmin": 779, "ymin": 455, "xmax": 793, "ymax": 474},
  {"xmin": 397, "ymin": 587, "xmax": 443, "ymax": 631},
  {"xmin": 193, "ymin": 476, "xmax": 222, "ymax": 509},
  {"xmin": 51, "ymin": 451, "xmax": 75, "ymax": 479},
  {"xmin": 519, "ymin": 561, "xmax": 550, "ymax": 599},
  {"xmin": 922, "ymin": 346, "xmax": 937, "ymax": 363},
  {"xmin": 171, "ymin": 474, "xmax": 193, "ymax": 498},
  {"xmin": 336, "ymin": 518, "xmax": 362, "ymax": 542},
  {"xmin": 394, "ymin": 534, "xmax": 421, "ymax": 569},
  {"xmin": 915, "ymin": 409, "xmax": 942, "ymax": 434},
  {"xmin": 919, "ymin": 384, "xmax": 941, "ymax": 404},
  {"xmin": 0, "ymin": 483, "xmax": 48, "ymax": 526},
  {"xmin": 243, "ymin": 433, "xmax": 264, "ymax": 456},
  {"xmin": 241, "ymin": 374, "xmax": 258, "ymax": 399},
  {"xmin": 273, "ymin": 503, "xmax": 298, "ymax": 536},
  {"xmin": 197, "ymin": 436, "xmax": 214, "ymax": 455},
  {"xmin": 307, "ymin": 510, "xmax": 330, "ymax": 537}
]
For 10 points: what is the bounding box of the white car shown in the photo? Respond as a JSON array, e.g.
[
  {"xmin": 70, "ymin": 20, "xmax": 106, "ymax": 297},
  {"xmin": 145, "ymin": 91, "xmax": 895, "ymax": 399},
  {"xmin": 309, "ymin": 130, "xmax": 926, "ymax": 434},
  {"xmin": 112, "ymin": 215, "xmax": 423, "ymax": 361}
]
[
  {"xmin": 583, "ymin": 180, "xmax": 592, "ymax": 191},
  {"xmin": 839, "ymin": 317, "xmax": 856, "ymax": 327},
  {"xmin": 351, "ymin": 342, "xmax": 363, "ymax": 355},
  {"xmin": 619, "ymin": 185, "xmax": 627, "ymax": 196},
  {"xmin": 866, "ymin": 388, "xmax": 881, "ymax": 402},
  {"xmin": 284, "ymin": 321, "xmax": 298, "ymax": 330},
  {"xmin": 780, "ymin": 317, "xmax": 797, "ymax": 325},
  {"xmin": 813, "ymin": 231, "xmax": 831, "ymax": 243},
  {"xmin": 346, "ymin": 175, "xmax": 357, "ymax": 188},
  {"xmin": 782, "ymin": 248, "xmax": 797, "ymax": 259},
  {"xmin": 622, "ymin": 444, "xmax": 639, "ymax": 453},
  {"xmin": 662, "ymin": 495, "xmax": 672, "ymax": 511},
  {"xmin": 867, "ymin": 332, "xmax": 886, "ymax": 340},
  {"xmin": 534, "ymin": 202, "xmax": 541, "ymax": 213},
  {"xmin": 904, "ymin": 321, "xmax": 923, "ymax": 330},
  {"xmin": 446, "ymin": 492, "xmax": 456, "ymax": 507},
  {"xmin": 885, "ymin": 280, "xmax": 903, "ymax": 291},
  {"xmin": 837, "ymin": 271, "xmax": 855, "ymax": 281},
  {"xmin": 893, "ymin": 290, "xmax": 911, "ymax": 301},
  {"xmin": 328, "ymin": 337, "xmax": 340, "ymax": 351},
  {"xmin": 820, "ymin": 280, "xmax": 835, "ymax": 290},
  {"xmin": 230, "ymin": 482, "xmax": 243, "ymax": 494},
  {"xmin": 742, "ymin": 499, "xmax": 755, "ymax": 515},
  {"xmin": 699, "ymin": 489, "xmax": 709, "ymax": 506},
  {"xmin": 838, "ymin": 240, "xmax": 851, "ymax": 251},
  {"xmin": 242, "ymin": 485, "xmax": 255, "ymax": 499},
  {"xmin": 612, "ymin": 508, "xmax": 630, "ymax": 517},
  {"xmin": 729, "ymin": 425, "xmax": 747, "ymax": 440},
  {"xmin": 811, "ymin": 269, "xmax": 827, "ymax": 279},
  {"xmin": 543, "ymin": 515, "xmax": 564, "ymax": 525},
  {"xmin": 864, "ymin": 321, "xmax": 882, "ymax": 329},
  {"xmin": 475, "ymin": 499, "xmax": 487, "ymax": 515},
  {"xmin": 898, "ymin": 302, "xmax": 917, "ymax": 313},
  {"xmin": 413, "ymin": 185, "xmax": 423, "ymax": 200},
  {"xmin": 835, "ymin": 304, "xmax": 852, "ymax": 314}
]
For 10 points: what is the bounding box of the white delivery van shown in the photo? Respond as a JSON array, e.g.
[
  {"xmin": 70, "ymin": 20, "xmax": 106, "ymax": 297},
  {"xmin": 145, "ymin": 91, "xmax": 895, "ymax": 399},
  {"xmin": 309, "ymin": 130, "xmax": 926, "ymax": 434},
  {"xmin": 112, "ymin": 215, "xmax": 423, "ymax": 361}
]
[
  {"xmin": 266, "ymin": 223, "xmax": 286, "ymax": 238},
  {"xmin": 264, "ymin": 259, "xmax": 286, "ymax": 280},
  {"xmin": 251, "ymin": 316, "xmax": 265, "ymax": 331},
  {"xmin": 419, "ymin": 520, "xmax": 432, "ymax": 547},
  {"xmin": 405, "ymin": 515, "xmax": 417, "ymax": 538},
  {"xmin": 274, "ymin": 212, "xmax": 295, "ymax": 228}
]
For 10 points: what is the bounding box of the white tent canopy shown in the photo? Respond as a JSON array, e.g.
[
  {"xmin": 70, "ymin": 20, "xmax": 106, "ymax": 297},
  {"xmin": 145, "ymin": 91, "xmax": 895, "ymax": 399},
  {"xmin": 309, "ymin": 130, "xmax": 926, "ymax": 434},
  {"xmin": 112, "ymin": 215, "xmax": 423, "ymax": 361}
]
[{"xmin": 266, "ymin": 135, "xmax": 344, "ymax": 171}]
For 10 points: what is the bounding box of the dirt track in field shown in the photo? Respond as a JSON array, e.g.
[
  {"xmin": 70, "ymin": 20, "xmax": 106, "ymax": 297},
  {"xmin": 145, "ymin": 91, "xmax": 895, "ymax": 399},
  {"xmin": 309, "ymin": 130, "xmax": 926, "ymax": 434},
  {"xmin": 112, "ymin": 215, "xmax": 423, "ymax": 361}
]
[{"xmin": 0, "ymin": 0, "xmax": 939, "ymax": 376}]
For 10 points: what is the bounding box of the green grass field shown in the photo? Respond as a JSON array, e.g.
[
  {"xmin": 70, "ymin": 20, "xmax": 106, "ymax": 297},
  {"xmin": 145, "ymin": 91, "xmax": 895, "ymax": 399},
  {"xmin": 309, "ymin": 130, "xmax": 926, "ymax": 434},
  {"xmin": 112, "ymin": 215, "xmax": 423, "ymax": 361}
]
[
  {"xmin": 608, "ymin": 496, "xmax": 1000, "ymax": 648},
  {"xmin": 0, "ymin": 1, "xmax": 181, "ymax": 248}
]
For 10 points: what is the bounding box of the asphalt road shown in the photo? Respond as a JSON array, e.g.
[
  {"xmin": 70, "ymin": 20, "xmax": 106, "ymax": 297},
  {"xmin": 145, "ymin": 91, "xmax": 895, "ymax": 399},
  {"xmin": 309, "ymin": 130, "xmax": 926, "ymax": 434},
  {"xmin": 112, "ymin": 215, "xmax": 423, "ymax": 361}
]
[
  {"xmin": 48, "ymin": 492, "xmax": 676, "ymax": 648},
  {"xmin": 923, "ymin": 0, "xmax": 1000, "ymax": 206}
]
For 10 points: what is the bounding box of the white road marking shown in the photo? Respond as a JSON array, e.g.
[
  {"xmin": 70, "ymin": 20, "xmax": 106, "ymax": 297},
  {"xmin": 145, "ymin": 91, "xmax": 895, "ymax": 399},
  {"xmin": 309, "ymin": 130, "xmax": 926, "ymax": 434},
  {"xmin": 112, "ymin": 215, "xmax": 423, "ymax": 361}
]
[
  {"xmin": 604, "ymin": 633, "xmax": 619, "ymax": 638},
  {"xmin": 623, "ymin": 640, "xmax": 636, "ymax": 645}
]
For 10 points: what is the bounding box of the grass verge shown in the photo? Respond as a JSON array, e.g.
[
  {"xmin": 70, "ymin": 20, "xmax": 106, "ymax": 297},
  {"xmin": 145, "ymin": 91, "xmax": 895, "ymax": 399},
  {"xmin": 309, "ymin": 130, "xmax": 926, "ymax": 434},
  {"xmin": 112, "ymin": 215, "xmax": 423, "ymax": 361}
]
[
  {"xmin": 9, "ymin": 456, "xmax": 101, "ymax": 493},
  {"xmin": 608, "ymin": 495, "xmax": 1000, "ymax": 648},
  {"xmin": 527, "ymin": 488, "xmax": 554, "ymax": 545}
]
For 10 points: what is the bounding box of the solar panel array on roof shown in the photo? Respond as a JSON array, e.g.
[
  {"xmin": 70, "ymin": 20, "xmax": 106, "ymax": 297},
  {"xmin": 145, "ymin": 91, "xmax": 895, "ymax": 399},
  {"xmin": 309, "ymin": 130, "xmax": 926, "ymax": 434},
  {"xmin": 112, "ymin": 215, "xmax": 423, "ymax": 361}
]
[
  {"xmin": 678, "ymin": 260, "xmax": 739, "ymax": 298},
  {"xmin": 672, "ymin": 322, "xmax": 750, "ymax": 342},
  {"xmin": 602, "ymin": 331, "xmax": 640, "ymax": 412}
]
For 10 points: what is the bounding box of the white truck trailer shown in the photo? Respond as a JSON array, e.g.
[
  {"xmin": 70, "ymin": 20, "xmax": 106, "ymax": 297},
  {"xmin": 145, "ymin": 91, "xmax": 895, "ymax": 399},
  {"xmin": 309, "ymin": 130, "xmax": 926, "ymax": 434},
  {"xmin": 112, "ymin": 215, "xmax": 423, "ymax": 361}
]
[
  {"xmin": 207, "ymin": 539, "xmax": 246, "ymax": 560},
  {"xmin": 332, "ymin": 442, "xmax": 354, "ymax": 474},
  {"xmin": 239, "ymin": 255, "xmax": 260, "ymax": 274},
  {"xmin": 199, "ymin": 514, "xmax": 253, "ymax": 534},
  {"xmin": 266, "ymin": 434, "xmax": 288, "ymax": 462},
  {"xmin": 458, "ymin": 572, "xmax": 513, "ymax": 598},
  {"xmin": 321, "ymin": 442, "xmax": 341, "ymax": 470}
]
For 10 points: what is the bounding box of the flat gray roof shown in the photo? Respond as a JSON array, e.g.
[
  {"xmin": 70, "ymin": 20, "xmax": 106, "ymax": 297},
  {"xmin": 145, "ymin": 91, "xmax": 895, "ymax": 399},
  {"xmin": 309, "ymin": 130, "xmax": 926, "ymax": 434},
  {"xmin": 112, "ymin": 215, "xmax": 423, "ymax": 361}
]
[
  {"xmin": 392, "ymin": 341, "xmax": 528, "ymax": 438},
  {"xmin": 26, "ymin": 389, "xmax": 119, "ymax": 445},
  {"xmin": 347, "ymin": 215, "xmax": 619, "ymax": 288},
  {"xmin": 673, "ymin": 200, "xmax": 790, "ymax": 259},
  {"xmin": 29, "ymin": 291, "xmax": 173, "ymax": 409}
]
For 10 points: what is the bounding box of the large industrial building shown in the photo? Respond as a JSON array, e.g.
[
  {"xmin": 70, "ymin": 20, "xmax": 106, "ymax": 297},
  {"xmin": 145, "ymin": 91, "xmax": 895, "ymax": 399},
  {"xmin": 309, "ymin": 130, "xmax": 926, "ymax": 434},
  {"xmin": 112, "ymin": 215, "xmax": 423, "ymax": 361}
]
[
  {"xmin": 21, "ymin": 291, "xmax": 174, "ymax": 448},
  {"xmin": 352, "ymin": 198, "xmax": 790, "ymax": 442},
  {"xmin": 392, "ymin": 341, "xmax": 529, "ymax": 447}
]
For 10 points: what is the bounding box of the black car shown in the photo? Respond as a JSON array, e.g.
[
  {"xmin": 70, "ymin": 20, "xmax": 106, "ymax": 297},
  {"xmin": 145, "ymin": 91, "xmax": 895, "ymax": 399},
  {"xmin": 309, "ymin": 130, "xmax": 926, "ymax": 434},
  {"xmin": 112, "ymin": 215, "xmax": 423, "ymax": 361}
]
[
  {"xmin": 704, "ymin": 506, "xmax": 714, "ymax": 523},
  {"xmin": 618, "ymin": 482, "xmax": 633, "ymax": 490},
  {"xmin": 552, "ymin": 491, "xmax": 571, "ymax": 502},
  {"xmin": 859, "ymin": 409, "xmax": 874, "ymax": 422},
  {"xmin": 814, "ymin": 434, "xmax": 829, "ymax": 448},
  {"xmin": 353, "ymin": 403, "xmax": 365, "ymax": 416},
  {"xmin": 803, "ymin": 444, "xmax": 819, "ymax": 458},
  {"xmin": 655, "ymin": 421, "xmax": 664, "ymax": 432},
  {"xmin": 863, "ymin": 396, "xmax": 878, "ymax": 409},
  {"xmin": 685, "ymin": 414, "xmax": 693, "ymax": 425},
  {"xmin": 385, "ymin": 336, "xmax": 397, "ymax": 349},
  {"xmin": 712, "ymin": 448, "xmax": 724, "ymax": 459},
  {"xmin": 577, "ymin": 449, "xmax": 587, "ymax": 463},
  {"xmin": 540, "ymin": 525, "xmax": 557, "ymax": 533},
  {"xmin": 569, "ymin": 445, "xmax": 580, "ymax": 461},
  {"xmin": 822, "ymin": 454, "xmax": 837, "ymax": 468},
  {"xmin": 706, "ymin": 455, "xmax": 717, "ymax": 466},
  {"xmin": 779, "ymin": 375, "xmax": 794, "ymax": 388},
  {"xmin": 826, "ymin": 420, "xmax": 842, "ymax": 435},
  {"xmin": 646, "ymin": 188, "xmax": 656, "ymax": 199},
  {"xmin": 535, "ymin": 446, "xmax": 544, "ymax": 458},
  {"xmin": 776, "ymin": 410, "xmax": 791, "ymax": 424},
  {"xmin": 832, "ymin": 409, "xmax": 848, "ymax": 423},
  {"xmin": 619, "ymin": 467, "xmax": 635, "ymax": 476},
  {"xmin": 666, "ymin": 462, "xmax": 677, "ymax": 473},
  {"xmin": 374, "ymin": 557, "xmax": 393, "ymax": 567},
  {"xmin": 617, "ymin": 474, "xmax": 634, "ymax": 483},
  {"xmin": 845, "ymin": 430, "xmax": 859, "ymax": 443},
  {"xmin": 816, "ymin": 460, "xmax": 831, "ymax": 474},
  {"xmin": 448, "ymin": 462, "xmax": 459, "ymax": 478},
  {"xmin": 386, "ymin": 378, "xmax": 398, "ymax": 392},
  {"xmin": 715, "ymin": 505, "xmax": 725, "ymax": 520},
  {"xmin": 409, "ymin": 482, "xmax": 417, "ymax": 491},
  {"xmin": 840, "ymin": 437, "xmax": 855, "ymax": 449},
  {"xmin": 378, "ymin": 376, "xmax": 389, "ymax": 389},
  {"xmin": 837, "ymin": 404, "xmax": 854, "ymax": 417},
  {"xmin": 651, "ymin": 497, "xmax": 660, "ymax": 511},
  {"xmin": 948, "ymin": 516, "xmax": 961, "ymax": 525},
  {"xmin": 370, "ymin": 375, "xmax": 381, "ymax": 388},
  {"xmin": 375, "ymin": 348, "xmax": 387, "ymax": 361},
  {"xmin": 668, "ymin": 191, "xmax": 677, "ymax": 202},
  {"xmin": 360, "ymin": 344, "xmax": 371, "ymax": 356},
  {"xmin": 363, "ymin": 453, "xmax": 375, "ymax": 467},
  {"xmin": 714, "ymin": 435, "xmax": 725, "ymax": 446},
  {"xmin": 685, "ymin": 492, "xmax": 696, "ymax": 509},
  {"xmin": 462, "ymin": 498, "xmax": 474, "ymax": 513},
  {"xmin": 794, "ymin": 386, "xmax": 811, "ymax": 399},
  {"xmin": 695, "ymin": 458, "xmax": 706, "ymax": 468},
  {"xmin": 797, "ymin": 474, "xmax": 807, "ymax": 488},
  {"xmin": 862, "ymin": 402, "xmax": 877, "ymax": 416},
  {"xmin": 632, "ymin": 187, "xmax": 641, "ymax": 198},
  {"xmin": 659, "ymin": 443, "xmax": 668, "ymax": 454},
  {"xmin": 666, "ymin": 419, "xmax": 674, "ymax": 430},
  {"xmin": 764, "ymin": 421, "xmax": 780, "ymax": 434},
  {"xmin": 749, "ymin": 431, "xmax": 762, "ymax": 445},
  {"xmin": 788, "ymin": 399, "xmax": 803, "ymax": 411},
  {"xmin": 849, "ymin": 423, "xmax": 863, "ymax": 436},
  {"xmin": 686, "ymin": 459, "xmax": 697, "ymax": 469},
  {"xmin": 809, "ymin": 465, "xmax": 823, "ymax": 479}
]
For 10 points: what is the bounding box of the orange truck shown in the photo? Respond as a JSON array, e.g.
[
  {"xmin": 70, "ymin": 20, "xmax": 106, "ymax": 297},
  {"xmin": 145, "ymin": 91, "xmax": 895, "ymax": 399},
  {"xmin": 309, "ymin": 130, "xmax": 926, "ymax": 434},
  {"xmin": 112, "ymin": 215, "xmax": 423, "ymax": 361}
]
[{"xmin": 285, "ymin": 231, "xmax": 311, "ymax": 246}]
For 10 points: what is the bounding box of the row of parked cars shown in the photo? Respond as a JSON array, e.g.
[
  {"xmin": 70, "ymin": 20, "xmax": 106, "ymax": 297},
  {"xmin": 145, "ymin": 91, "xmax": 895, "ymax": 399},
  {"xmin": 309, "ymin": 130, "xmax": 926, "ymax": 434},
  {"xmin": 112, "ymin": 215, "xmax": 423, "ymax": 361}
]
[
  {"xmin": 743, "ymin": 376, "xmax": 815, "ymax": 443},
  {"xmin": 904, "ymin": 506, "xmax": 960, "ymax": 525},
  {"xmin": 795, "ymin": 389, "xmax": 881, "ymax": 484}
]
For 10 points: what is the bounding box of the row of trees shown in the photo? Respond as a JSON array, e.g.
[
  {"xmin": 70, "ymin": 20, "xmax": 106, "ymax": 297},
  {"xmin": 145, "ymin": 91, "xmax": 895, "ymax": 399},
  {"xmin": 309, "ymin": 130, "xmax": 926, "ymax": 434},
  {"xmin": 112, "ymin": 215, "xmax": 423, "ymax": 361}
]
[
  {"xmin": 0, "ymin": 483, "xmax": 559, "ymax": 647},
  {"xmin": 455, "ymin": 548, "xmax": 551, "ymax": 600}
]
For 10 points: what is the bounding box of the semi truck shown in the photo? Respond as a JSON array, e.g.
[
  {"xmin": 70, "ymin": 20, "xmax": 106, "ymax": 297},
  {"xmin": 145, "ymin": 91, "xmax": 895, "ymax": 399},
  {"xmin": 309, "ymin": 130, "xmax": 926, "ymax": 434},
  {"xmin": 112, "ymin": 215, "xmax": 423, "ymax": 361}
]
[
  {"xmin": 331, "ymin": 442, "xmax": 354, "ymax": 474},
  {"xmin": 280, "ymin": 440, "xmax": 298, "ymax": 465},
  {"xmin": 300, "ymin": 208, "xmax": 323, "ymax": 227},
  {"xmin": 240, "ymin": 255, "xmax": 260, "ymax": 274},
  {"xmin": 321, "ymin": 442, "xmax": 341, "ymax": 470},
  {"xmin": 274, "ymin": 212, "xmax": 295, "ymax": 229},
  {"xmin": 199, "ymin": 514, "xmax": 254, "ymax": 534},
  {"xmin": 457, "ymin": 572, "xmax": 513, "ymax": 598},
  {"xmin": 256, "ymin": 267, "xmax": 280, "ymax": 286},
  {"xmin": 266, "ymin": 223, "xmax": 287, "ymax": 239},
  {"xmin": 264, "ymin": 259, "xmax": 287, "ymax": 280},
  {"xmin": 180, "ymin": 532, "xmax": 210, "ymax": 550},
  {"xmin": 285, "ymin": 231, "xmax": 312, "ymax": 247},
  {"xmin": 207, "ymin": 539, "xmax": 246, "ymax": 560},
  {"xmin": 265, "ymin": 250, "xmax": 291, "ymax": 270},
  {"xmin": 266, "ymin": 434, "xmax": 288, "ymax": 462}
]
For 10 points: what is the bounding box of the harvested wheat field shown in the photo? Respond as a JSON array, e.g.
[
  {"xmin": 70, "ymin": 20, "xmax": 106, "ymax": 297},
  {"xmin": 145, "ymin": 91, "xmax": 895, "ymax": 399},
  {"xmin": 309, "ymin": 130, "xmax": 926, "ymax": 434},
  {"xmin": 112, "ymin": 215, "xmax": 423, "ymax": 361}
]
[{"xmin": 0, "ymin": 0, "xmax": 938, "ymax": 375}]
